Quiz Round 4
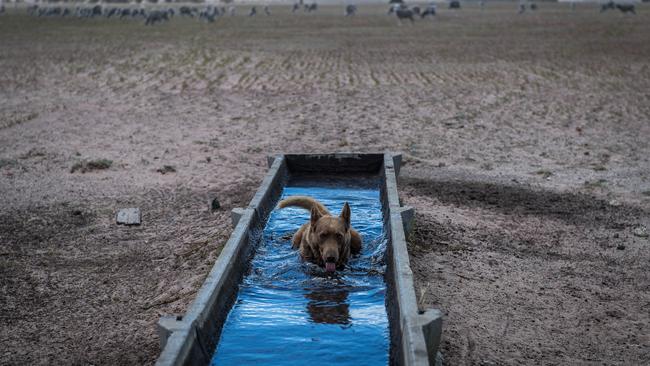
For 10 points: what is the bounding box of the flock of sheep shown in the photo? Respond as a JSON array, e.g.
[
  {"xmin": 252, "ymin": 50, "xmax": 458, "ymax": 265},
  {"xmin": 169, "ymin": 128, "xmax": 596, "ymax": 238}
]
[
  {"xmin": 23, "ymin": 4, "xmax": 228, "ymax": 23},
  {"xmin": 3, "ymin": 1, "xmax": 639, "ymax": 25}
]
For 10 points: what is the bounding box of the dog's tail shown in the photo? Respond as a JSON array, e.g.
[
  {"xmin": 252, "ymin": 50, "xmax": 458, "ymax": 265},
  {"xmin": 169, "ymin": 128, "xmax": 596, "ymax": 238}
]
[{"xmin": 278, "ymin": 196, "xmax": 330, "ymax": 215}]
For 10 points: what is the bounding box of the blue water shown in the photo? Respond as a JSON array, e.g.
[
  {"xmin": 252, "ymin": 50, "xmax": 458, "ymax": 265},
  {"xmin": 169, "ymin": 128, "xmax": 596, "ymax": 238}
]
[{"xmin": 211, "ymin": 180, "xmax": 389, "ymax": 366}]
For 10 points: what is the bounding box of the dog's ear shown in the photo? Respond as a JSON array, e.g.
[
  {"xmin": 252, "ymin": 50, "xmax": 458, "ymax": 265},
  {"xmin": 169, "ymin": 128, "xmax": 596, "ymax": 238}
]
[
  {"xmin": 310, "ymin": 206, "xmax": 322, "ymax": 230},
  {"xmin": 340, "ymin": 202, "xmax": 351, "ymax": 231}
]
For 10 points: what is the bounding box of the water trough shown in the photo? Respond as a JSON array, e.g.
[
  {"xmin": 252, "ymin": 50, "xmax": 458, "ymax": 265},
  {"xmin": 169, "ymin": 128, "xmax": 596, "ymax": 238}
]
[{"xmin": 156, "ymin": 153, "xmax": 443, "ymax": 366}]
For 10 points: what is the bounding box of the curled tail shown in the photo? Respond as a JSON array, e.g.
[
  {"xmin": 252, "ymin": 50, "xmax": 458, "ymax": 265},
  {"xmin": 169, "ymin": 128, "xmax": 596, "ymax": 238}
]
[{"xmin": 278, "ymin": 196, "xmax": 330, "ymax": 215}]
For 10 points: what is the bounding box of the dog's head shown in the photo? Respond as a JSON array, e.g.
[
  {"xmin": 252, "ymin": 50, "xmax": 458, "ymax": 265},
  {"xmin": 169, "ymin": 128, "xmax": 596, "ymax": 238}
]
[{"xmin": 308, "ymin": 203, "xmax": 351, "ymax": 273}]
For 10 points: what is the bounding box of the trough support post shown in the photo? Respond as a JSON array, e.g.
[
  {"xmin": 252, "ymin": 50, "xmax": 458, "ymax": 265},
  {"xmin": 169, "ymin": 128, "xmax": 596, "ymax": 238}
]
[
  {"xmin": 267, "ymin": 155, "xmax": 281, "ymax": 168},
  {"xmin": 398, "ymin": 206, "xmax": 415, "ymax": 238},
  {"xmin": 231, "ymin": 207, "xmax": 245, "ymax": 227},
  {"xmin": 157, "ymin": 315, "xmax": 186, "ymax": 350},
  {"xmin": 417, "ymin": 309, "xmax": 444, "ymax": 366},
  {"xmin": 392, "ymin": 153, "xmax": 403, "ymax": 177}
]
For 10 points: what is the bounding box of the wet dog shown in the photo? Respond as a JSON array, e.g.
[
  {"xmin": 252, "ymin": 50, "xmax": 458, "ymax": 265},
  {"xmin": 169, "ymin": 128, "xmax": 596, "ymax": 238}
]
[{"xmin": 278, "ymin": 196, "xmax": 362, "ymax": 273}]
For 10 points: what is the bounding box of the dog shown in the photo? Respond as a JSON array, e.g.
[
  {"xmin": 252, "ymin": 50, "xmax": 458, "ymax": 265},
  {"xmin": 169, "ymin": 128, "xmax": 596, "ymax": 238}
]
[{"xmin": 278, "ymin": 196, "xmax": 362, "ymax": 273}]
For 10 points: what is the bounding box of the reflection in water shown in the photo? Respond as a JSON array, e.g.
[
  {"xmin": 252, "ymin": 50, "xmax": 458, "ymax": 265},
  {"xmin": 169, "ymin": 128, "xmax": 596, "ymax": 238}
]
[
  {"xmin": 305, "ymin": 287, "xmax": 350, "ymax": 325},
  {"xmin": 211, "ymin": 182, "xmax": 389, "ymax": 366}
]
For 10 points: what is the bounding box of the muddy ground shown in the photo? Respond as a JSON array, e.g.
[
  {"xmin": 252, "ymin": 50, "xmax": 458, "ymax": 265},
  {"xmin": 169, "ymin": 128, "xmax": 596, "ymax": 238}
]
[{"xmin": 1, "ymin": 3, "xmax": 649, "ymax": 365}]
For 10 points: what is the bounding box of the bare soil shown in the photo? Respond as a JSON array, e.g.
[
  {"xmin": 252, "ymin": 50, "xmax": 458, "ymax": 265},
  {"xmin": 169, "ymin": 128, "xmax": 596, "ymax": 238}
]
[{"xmin": 1, "ymin": 3, "xmax": 649, "ymax": 365}]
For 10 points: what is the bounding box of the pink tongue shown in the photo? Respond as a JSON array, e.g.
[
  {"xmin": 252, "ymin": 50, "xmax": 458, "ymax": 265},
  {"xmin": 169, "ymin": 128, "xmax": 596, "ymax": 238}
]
[{"xmin": 325, "ymin": 262, "xmax": 336, "ymax": 272}]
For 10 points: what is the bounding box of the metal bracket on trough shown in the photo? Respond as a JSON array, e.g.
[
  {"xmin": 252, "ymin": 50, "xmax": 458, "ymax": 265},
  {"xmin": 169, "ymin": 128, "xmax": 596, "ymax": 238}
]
[{"xmin": 157, "ymin": 315, "xmax": 186, "ymax": 350}]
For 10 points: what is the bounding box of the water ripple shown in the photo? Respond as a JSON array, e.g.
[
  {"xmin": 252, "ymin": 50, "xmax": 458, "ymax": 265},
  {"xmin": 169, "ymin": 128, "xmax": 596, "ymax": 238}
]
[{"xmin": 212, "ymin": 182, "xmax": 388, "ymax": 366}]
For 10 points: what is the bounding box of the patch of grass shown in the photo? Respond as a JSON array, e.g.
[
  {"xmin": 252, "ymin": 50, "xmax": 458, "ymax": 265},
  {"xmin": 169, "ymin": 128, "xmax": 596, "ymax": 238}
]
[
  {"xmin": 481, "ymin": 162, "xmax": 494, "ymax": 171},
  {"xmin": 642, "ymin": 190, "xmax": 650, "ymax": 197},
  {"xmin": 0, "ymin": 158, "xmax": 18, "ymax": 169},
  {"xmin": 70, "ymin": 159, "xmax": 113, "ymax": 173},
  {"xmin": 0, "ymin": 112, "xmax": 38, "ymax": 130},
  {"xmin": 535, "ymin": 169, "xmax": 553, "ymax": 179},
  {"xmin": 156, "ymin": 165, "xmax": 176, "ymax": 174},
  {"xmin": 592, "ymin": 164, "xmax": 607, "ymax": 171},
  {"xmin": 20, "ymin": 148, "xmax": 46, "ymax": 159},
  {"xmin": 447, "ymin": 243, "xmax": 470, "ymax": 252},
  {"xmin": 584, "ymin": 179, "xmax": 608, "ymax": 189}
]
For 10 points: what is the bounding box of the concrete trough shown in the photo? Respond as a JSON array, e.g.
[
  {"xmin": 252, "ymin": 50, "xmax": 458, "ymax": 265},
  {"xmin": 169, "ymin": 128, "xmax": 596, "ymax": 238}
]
[{"xmin": 156, "ymin": 153, "xmax": 442, "ymax": 366}]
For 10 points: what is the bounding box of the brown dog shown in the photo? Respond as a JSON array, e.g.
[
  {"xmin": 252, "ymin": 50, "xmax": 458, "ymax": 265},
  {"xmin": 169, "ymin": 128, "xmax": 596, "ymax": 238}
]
[{"xmin": 278, "ymin": 196, "xmax": 362, "ymax": 273}]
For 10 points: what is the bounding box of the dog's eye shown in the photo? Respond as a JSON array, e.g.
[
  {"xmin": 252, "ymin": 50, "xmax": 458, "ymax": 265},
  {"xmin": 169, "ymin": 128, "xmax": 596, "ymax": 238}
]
[
  {"xmin": 337, "ymin": 233, "xmax": 344, "ymax": 240},
  {"xmin": 320, "ymin": 232, "xmax": 327, "ymax": 238}
]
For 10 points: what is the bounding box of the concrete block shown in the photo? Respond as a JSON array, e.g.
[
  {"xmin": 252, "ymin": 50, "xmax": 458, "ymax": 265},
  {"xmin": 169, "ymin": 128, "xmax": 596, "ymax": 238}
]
[
  {"xmin": 418, "ymin": 309, "xmax": 443, "ymax": 365},
  {"xmin": 157, "ymin": 315, "xmax": 185, "ymax": 349},
  {"xmin": 399, "ymin": 206, "xmax": 415, "ymax": 237},
  {"xmin": 267, "ymin": 155, "xmax": 280, "ymax": 168},
  {"xmin": 435, "ymin": 352, "xmax": 444, "ymax": 366},
  {"xmin": 116, "ymin": 208, "xmax": 141, "ymax": 225},
  {"xmin": 392, "ymin": 153, "xmax": 403, "ymax": 177},
  {"xmin": 231, "ymin": 207, "xmax": 245, "ymax": 227}
]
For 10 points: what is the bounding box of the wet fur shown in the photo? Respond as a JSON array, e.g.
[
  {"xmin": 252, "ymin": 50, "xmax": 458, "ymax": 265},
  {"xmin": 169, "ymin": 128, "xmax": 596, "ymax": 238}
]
[{"xmin": 278, "ymin": 196, "xmax": 362, "ymax": 270}]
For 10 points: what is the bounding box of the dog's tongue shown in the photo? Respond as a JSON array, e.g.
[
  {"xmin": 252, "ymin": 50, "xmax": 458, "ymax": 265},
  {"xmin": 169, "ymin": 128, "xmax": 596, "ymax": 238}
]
[{"xmin": 325, "ymin": 262, "xmax": 336, "ymax": 273}]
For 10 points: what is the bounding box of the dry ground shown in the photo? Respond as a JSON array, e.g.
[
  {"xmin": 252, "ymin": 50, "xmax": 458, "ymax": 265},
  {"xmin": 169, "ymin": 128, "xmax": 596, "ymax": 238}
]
[{"xmin": 1, "ymin": 2, "xmax": 649, "ymax": 365}]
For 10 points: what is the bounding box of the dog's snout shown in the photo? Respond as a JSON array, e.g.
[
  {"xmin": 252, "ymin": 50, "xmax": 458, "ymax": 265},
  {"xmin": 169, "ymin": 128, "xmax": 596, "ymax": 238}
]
[{"xmin": 322, "ymin": 242, "xmax": 339, "ymax": 264}]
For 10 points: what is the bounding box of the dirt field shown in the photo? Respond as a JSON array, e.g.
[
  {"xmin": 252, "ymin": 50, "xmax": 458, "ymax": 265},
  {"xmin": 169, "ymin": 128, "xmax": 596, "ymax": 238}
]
[{"xmin": 1, "ymin": 2, "xmax": 649, "ymax": 365}]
